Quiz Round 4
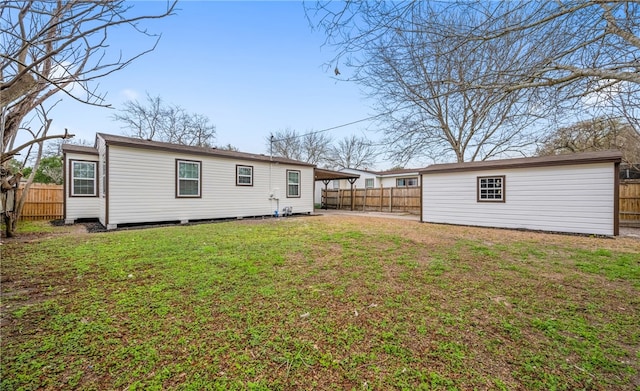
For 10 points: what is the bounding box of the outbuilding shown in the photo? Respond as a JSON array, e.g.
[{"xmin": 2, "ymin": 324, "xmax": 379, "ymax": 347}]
[
  {"xmin": 63, "ymin": 133, "xmax": 316, "ymax": 229},
  {"xmin": 420, "ymin": 151, "xmax": 622, "ymax": 236}
]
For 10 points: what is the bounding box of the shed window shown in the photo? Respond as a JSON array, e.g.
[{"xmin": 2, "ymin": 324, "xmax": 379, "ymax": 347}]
[
  {"xmin": 177, "ymin": 160, "xmax": 201, "ymax": 197},
  {"xmin": 71, "ymin": 160, "xmax": 97, "ymax": 196},
  {"xmin": 237, "ymin": 165, "xmax": 253, "ymax": 186},
  {"xmin": 287, "ymin": 170, "xmax": 300, "ymax": 198},
  {"xmin": 478, "ymin": 176, "xmax": 505, "ymax": 202},
  {"xmin": 396, "ymin": 177, "xmax": 418, "ymax": 187},
  {"xmin": 365, "ymin": 178, "xmax": 374, "ymax": 188}
]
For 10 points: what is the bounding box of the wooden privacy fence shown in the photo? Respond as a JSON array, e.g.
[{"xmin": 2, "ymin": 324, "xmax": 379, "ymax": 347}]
[
  {"xmin": 16, "ymin": 183, "xmax": 63, "ymax": 221},
  {"xmin": 620, "ymin": 180, "xmax": 640, "ymax": 225},
  {"xmin": 322, "ymin": 187, "xmax": 421, "ymax": 214}
]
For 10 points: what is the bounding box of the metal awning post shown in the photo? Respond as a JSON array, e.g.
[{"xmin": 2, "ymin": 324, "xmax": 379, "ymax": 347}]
[{"xmin": 348, "ymin": 177, "xmax": 358, "ymax": 211}]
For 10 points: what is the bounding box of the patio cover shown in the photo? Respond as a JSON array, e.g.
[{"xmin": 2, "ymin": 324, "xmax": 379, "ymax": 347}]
[
  {"xmin": 314, "ymin": 168, "xmax": 360, "ymax": 182},
  {"xmin": 314, "ymin": 168, "xmax": 360, "ymax": 210}
]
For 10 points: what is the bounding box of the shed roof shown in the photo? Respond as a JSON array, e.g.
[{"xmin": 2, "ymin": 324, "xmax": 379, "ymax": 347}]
[
  {"xmin": 61, "ymin": 144, "xmax": 99, "ymax": 155},
  {"xmin": 420, "ymin": 150, "xmax": 622, "ymax": 174},
  {"xmin": 95, "ymin": 133, "xmax": 315, "ymax": 167}
]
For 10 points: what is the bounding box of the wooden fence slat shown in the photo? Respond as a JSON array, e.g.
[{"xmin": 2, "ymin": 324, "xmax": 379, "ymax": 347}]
[
  {"xmin": 620, "ymin": 180, "xmax": 640, "ymax": 223},
  {"xmin": 16, "ymin": 183, "xmax": 64, "ymax": 221},
  {"xmin": 322, "ymin": 186, "xmax": 421, "ymax": 214}
]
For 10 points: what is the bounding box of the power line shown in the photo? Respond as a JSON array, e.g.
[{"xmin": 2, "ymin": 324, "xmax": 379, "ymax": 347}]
[{"xmin": 270, "ymin": 111, "xmax": 391, "ymax": 143}]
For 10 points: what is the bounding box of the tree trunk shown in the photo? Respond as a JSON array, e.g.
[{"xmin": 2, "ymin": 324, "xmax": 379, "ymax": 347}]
[{"xmin": 4, "ymin": 212, "xmax": 16, "ymax": 238}]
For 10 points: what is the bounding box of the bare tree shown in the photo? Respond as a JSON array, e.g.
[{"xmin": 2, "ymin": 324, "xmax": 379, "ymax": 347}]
[
  {"xmin": 1, "ymin": 1, "xmax": 176, "ymax": 236},
  {"xmin": 216, "ymin": 143, "xmax": 239, "ymax": 152},
  {"xmin": 268, "ymin": 128, "xmax": 332, "ymax": 165},
  {"xmin": 537, "ymin": 117, "xmax": 640, "ymax": 168},
  {"xmin": 307, "ymin": 1, "xmax": 639, "ymax": 91},
  {"xmin": 309, "ymin": 2, "xmax": 546, "ymax": 163},
  {"xmin": 113, "ymin": 93, "xmax": 217, "ymax": 147},
  {"xmin": 306, "ymin": 1, "xmax": 640, "ymax": 161},
  {"xmin": 326, "ymin": 135, "xmax": 377, "ymax": 170}
]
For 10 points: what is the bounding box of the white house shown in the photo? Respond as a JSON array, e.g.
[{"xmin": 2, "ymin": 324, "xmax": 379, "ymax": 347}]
[
  {"xmin": 420, "ymin": 150, "xmax": 622, "ymax": 236},
  {"xmin": 63, "ymin": 133, "xmax": 315, "ymax": 229}
]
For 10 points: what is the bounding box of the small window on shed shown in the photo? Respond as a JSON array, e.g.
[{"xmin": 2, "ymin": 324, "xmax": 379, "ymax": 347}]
[{"xmin": 477, "ymin": 176, "xmax": 505, "ymax": 202}]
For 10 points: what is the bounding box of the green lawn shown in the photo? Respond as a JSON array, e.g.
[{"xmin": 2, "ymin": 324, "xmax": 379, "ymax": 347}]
[{"xmin": 1, "ymin": 216, "xmax": 639, "ymax": 390}]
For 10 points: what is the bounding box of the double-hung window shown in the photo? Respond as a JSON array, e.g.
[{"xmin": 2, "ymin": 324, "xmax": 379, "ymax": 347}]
[
  {"xmin": 176, "ymin": 159, "xmax": 201, "ymax": 197},
  {"xmin": 365, "ymin": 178, "xmax": 374, "ymax": 188},
  {"xmin": 287, "ymin": 170, "xmax": 300, "ymax": 198},
  {"xmin": 477, "ymin": 176, "xmax": 505, "ymax": 202},
  {"xmin": 236, "ymin": 165, "xmax": 253, "ymax": 186},
  {"xmin": 71, "ymin": 160, "xmax": 97, "ymax": 196},
  {"xmin": 396, "ymin": 177, "xmax": 418, "ymax": 187}
]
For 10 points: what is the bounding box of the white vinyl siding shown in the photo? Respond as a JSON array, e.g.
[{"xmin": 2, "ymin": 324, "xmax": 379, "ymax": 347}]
[
  {"xmin": 422, "ymin": 163, "xmax": 616, "ymax": 236},
  {"xmin": 96, "ymin": 138, "xmax": 107, "ymax": 226},
  {"xmin": 104, "ymin": 145, "xmax": 313, "ymax": 226}
]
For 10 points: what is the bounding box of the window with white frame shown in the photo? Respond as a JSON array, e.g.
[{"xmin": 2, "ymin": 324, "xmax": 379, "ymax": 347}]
[
  {"xmin": 176, "ymin": 159, "xmax": 201, "ymax": 197},
  {"xmin": 365, "ymin": 178, "xmax": 374, "ymax": 188},
  {"xmin": 396, "ymin": 177, "xmax": 418, "ymax": 187},
  {"xmin": 287, "ymin": 170, "xmax": 300, "ymax": 197},
  {"xmin": 333, "ymin": 180, "xmax": 340, "ymax": 189},
  {"xmin": 71, "ymin": 160, "xmax": 97, "ymax": 196},
  {"xmin": 236, "ymin": 165, "xmax": 253, "ymax": 186},
  {"xmin": 477, "ymin": 175, "xmax": 505, "ymax": 202}
]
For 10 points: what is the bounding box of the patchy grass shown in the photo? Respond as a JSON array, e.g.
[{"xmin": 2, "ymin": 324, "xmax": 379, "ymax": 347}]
[{"xmin": 1, "ymin": 216, "xmax": 639, "ymax": 390}]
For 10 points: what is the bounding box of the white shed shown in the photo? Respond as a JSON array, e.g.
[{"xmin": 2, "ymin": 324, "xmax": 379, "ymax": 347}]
[
  {"xmin": 420, "ymin": 151, "xmax": 622, "ymax": 236},
  {"xmin": 63, "ymin": 133, "xmax": 316, "ymax": 229}
]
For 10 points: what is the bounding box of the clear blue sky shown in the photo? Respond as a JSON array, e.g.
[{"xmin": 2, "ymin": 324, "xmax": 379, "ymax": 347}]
[{"xmin": 49, "ymin": 1, "xmax": 384, "ymax": 166}]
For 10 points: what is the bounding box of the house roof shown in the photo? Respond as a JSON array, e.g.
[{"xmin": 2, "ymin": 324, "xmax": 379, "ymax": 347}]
[
  {"xmin": 95, "ymin": 133, "xmax": 315, "ymax": 167},
  {"xmin": 61, "ymin": 144, "xmax": 99, "ymax": 155},
  {"xmin": 339, "ymin": 167, "xmax": 422, "ymax": 176},
  {"xmin": 376, "ymin": 168, "xmax": 423, "ymax": 176},
  {"xmin": 420, "ymin": 150, "xmax": 623, "ymax": 174}
]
